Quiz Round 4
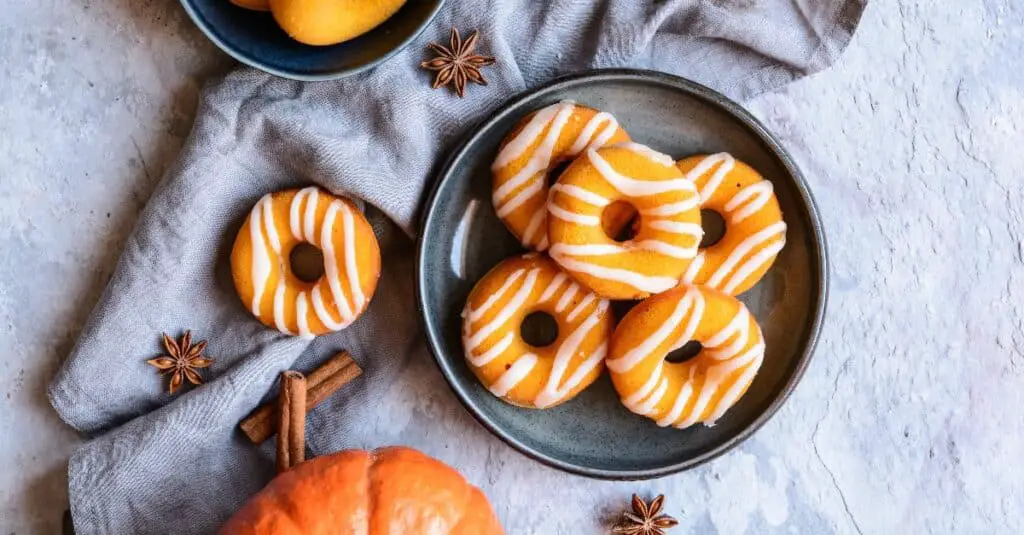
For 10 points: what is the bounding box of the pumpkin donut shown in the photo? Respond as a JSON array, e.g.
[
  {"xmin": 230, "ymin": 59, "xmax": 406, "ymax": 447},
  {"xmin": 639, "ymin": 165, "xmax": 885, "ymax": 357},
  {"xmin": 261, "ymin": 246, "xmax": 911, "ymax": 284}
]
[
  {"xmin": 461, "ymin": 253, "xmax": 614, "ymax": 408},
  {"xmin": 677, "ymin": 154, "xmax": 787, "ymax": 296},
  {"xmin": 491, "ymin": 101, "xmax": 630, "ymax": 251},
  {"xmin": 547, "ymin": 143, "xmax": 703, "ymax": 300},
  {"xmin": 607, "ymin": 284, "xmax": 766, "ymax": 429},
  {"xmin": 231, "ymin": 187, "xmax": 382, "ymax": 338}
]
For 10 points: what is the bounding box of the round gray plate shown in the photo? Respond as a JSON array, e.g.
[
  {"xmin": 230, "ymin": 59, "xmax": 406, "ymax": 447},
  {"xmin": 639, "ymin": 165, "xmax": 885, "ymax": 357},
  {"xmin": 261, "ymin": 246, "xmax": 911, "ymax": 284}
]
[{"xmin": 416, "ymin": 70, "xmax": 828, "ymax": 479}]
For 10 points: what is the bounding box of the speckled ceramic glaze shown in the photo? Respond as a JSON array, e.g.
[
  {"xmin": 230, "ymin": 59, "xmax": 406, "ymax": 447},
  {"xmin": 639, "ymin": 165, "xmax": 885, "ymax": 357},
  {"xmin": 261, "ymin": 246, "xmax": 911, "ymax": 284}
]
[
  {"xmin": 416, "ymin": 70, "xmax": 828, "ymax": 479},
  {"xmin": 179, "ymin": 0, "xmax": 443, "ymax": 80}
]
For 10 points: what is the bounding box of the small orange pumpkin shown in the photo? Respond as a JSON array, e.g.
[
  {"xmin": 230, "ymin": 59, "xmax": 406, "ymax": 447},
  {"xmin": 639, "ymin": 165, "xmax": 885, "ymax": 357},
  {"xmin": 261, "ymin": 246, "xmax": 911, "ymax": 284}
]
[{"xmin": 220, "ymin": 447, "xmax": 504, "ymax": 534}]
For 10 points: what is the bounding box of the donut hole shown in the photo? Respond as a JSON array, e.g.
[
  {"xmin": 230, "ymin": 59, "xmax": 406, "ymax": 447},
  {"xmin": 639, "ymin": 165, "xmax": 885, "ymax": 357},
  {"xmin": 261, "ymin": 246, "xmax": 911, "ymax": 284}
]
[
  {"xmin": 666, "ymin": 340, "xmax": 703, "ymax": 364},
  {"xmin": 289, "ymin": 243, "xmax": 325, "ymax": 283},
  {"xmin": 699, "ymin": 209, "xmax": 726, "ymax": 248},
  {"xmin": 520, "ymin": 311, "xmax": 559, "ymax": 348},
  {"xmin": 548, "ymin": 160, "xmax": 573, "ymax": 185},
  {"xmin": 602, "ymin": 201, "xmax": 640, "ymax": 243}
]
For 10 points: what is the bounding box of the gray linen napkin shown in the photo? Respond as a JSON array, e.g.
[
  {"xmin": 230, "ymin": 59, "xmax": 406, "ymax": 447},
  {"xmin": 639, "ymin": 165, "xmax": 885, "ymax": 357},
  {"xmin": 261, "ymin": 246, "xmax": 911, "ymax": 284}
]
[{"xmin": 49, "ymin": 1, "xmax": 864, "ymax": 533}]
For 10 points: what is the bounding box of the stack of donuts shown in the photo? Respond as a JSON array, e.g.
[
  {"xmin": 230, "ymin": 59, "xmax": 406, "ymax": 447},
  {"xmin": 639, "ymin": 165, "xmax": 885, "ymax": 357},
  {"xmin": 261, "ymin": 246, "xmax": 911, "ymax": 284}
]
[{"xmin": 461, "ymin": 101, "xmax": 787, "ymax": 430}]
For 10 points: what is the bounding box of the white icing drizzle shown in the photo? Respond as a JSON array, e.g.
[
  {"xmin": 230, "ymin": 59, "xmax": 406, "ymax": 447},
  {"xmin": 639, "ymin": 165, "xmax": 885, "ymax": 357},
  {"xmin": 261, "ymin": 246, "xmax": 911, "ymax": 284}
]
[
  {"xmin": 465, "ymin": 268, "xmax": 541, "ymax": 350},
  {"xmin": 549, "ymin": 254, "xmax": 679, "ymax": 295},
  {"xmin": 249, "ymin": 198, "xmax": 271, "ymax": 316},
  {"xmin": 705, "ymin": 221, "xmax": 787, "ymax": 289},
  {"xmin": 495, "ymin": 176, "xmax": 544, "ymax": 218},
  {"xmin": 647, "ymin": 220, "xmax": 704, "ymax": 237},
  {"xmin": 273, "ymin": 282, "xmax": 293, "ymax": 335},
  {"xmin": 611, "ymin": 287, "xmax": 763, "ymax": 429},
  {"xmin": 684, "ymin": 153, "xmax": 736, "ymax": 203},
  {"xmin": 706, "ymin": 345, "xmax": 764, "ymax": 423},
  {"xmin": 632, "ymin": 239, "xmax": 698, "ymax": 259},
  {"xmin": 463, "ymin": 261, "xmax": 612, "ymax": 408},
  {"xmin": 489, "ymin": 353, "xmax": 538, "ymax": 397},
  {"xmin": 607, "ymin": 287, "xmax": 700, "ymax": 373},
  {"xmin": 537, "ymin": 272, "xmax": 568, "ymax": 303},
  {"xmin": 588, "ymin": 149, "xmax": 697, "ymax": 197},
  {"xmin": 624, "ymin": 362, "xmax": 663, "ymax": 407},
  {"xmin": 656, "ymin": 380, "xmax": 694, "ymax": 427},
  {"xmin": 724, "ymin": 180, "xmax": 774, "ymax": 225},
  {"xmin": 567, "ymin": 111, "xmax": 619, "ymax": 156},
  {"xmin": 468, "ymin": 269, "xmax": 525, "ymax": 322},
  {"xmin": 521, "ymin": 208, "xmax": 546, "ymax": 246},
  {"xmin": 340, "ymin": 203, "xmax": 365, "ymax": 312},
  {"xmin": 295, "ymin": 292, "xmax": 313, "ymax": 339},
  {"xmin": 534, "ymin": 301, "xmax": 608, "ymax": 408},
  {"xmin": 469, "ymin": 332, "xmax": 514, "ymax": 367},
  {"xmin": 636, "ymin": 377, "xmax": 669, "ymax": 415},
  {"xmin": 248, "ymin": 189, "xmax": 369, "ymax": 337},
  {"xmin": 555, "ymin": 282, "xmax": 580, "ymax": 313},
  {"xmin": 639, "ymin": 197, "xmax": 699, "ymax": 216},
  {"xmin": 721, "ymin": 238, "xmax": 786, "ymax": 295},
  {"xmin": 548, "ymin": 203, "xmax": 599, "ymax": 226},
  {"xmin": 492, "ymin": 103, "xmax": 567, "ymax": 170},
  {"xmin": 493, "ymin": 102, "xmax": 627, "ymax": 251},
  {"xmin": 320, "ymin": 201, "xmax": 354, "ymax": 323},
  {"xmin": 550, "ymin": 184, "xmax": 611, "ymax": 207},
  {"xmin": 549, "ymin": 243, "xmax": 625, "ymax": 257},
  {"xmin": 566, "ymin": 293, "xmax": 596, "ymax": 323},
  {"xmin": 303, "ymin": 189, "xmax": 319, "ymax": 245},
  {"xmin": 311, "ymin": 286, "xmax": 345, "ymax": 330},
  {"xmin": 493, "ymin": 102, "xmax": 575, "ymax": 207},
  {"xmin": 681, "ymin": 251, "xmax": 705, "ymax": 284},
  {"xmin": 613, "ymin": 142, "xmax": 676, "ymax": 167}
]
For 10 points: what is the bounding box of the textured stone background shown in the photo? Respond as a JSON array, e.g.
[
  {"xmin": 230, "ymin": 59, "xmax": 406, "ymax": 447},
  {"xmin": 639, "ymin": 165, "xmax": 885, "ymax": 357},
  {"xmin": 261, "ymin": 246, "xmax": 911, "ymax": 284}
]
[{"xmin": 1, "ymin": 0, "xmax": 1022, "ymax": 533}]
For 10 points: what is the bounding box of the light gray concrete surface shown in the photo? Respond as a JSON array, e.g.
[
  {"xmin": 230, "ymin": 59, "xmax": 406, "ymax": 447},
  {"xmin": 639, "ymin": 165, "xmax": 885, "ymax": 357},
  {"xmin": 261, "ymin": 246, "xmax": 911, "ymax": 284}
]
[{"xmin": 1, "ymin": 0, "xmax": 1021, "ymax": 534}]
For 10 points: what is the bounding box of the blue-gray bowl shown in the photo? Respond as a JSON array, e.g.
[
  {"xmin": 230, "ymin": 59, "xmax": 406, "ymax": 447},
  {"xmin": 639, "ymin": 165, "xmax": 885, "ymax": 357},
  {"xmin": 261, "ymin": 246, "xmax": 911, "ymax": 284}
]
[
  {"xmin": 417, "ymin": 70, "xmax": 828, "ymax": 479},
  {"xmin": 179, "ymin": 0, "xmax": 443, "ymax": 80}
]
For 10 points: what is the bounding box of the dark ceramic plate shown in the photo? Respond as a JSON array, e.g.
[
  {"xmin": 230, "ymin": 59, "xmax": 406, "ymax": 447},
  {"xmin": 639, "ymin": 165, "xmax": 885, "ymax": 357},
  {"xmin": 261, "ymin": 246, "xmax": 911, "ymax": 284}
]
[
  {"xmin": 417, "ymin": 70, "xmax": 828, "ymax": 479},
  {"xmin": 179, "ymin": 0, "xmax": 443, "ymax": 80}
]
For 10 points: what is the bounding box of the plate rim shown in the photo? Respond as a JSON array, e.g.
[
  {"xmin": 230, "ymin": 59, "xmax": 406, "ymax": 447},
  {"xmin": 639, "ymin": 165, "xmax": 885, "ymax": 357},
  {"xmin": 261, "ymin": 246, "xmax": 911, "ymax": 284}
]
[
  {"xmin": 178, "ymin": 0, "xmax": 445, "ymax": 81},
  {"xmin": 415, "ymin": 68, "xmax": 829, "ymax": 480}
]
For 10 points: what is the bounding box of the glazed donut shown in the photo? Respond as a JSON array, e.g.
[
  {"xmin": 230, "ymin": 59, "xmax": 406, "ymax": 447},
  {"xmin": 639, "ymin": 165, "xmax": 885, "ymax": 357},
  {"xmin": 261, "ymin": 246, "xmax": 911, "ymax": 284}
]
[
  {"xmin": 231, "ymin": 187, "xmax": 382, "ymax": 337},
  {"xmin": 547, "ymin": 143, "xmax": 703, "ymax": 300},
  {"xmin": 607, "ymin": 284, "xmax": 765, "ymax": 429},
  {"xmin": 461, "ymin": 253, "xmax": 614, "ymax": 408},
  {"xmin": 677, "ymin": 154, "xmax": 787, "ymax": 296},
  {"xmin": 491, "ymin": 101, "xmax": 631, "ymax": 251}
]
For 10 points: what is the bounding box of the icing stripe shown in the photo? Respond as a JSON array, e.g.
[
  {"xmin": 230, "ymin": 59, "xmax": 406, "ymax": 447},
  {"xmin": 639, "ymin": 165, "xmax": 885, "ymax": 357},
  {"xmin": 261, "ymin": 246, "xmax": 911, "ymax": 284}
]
[
  {"xmin": 548, "ymin": 203, "xmax": 599, "ymax": 226},
  {"xmin": 607, "ymin": 288, "xmax": 696, "ymax": 373},
  {"xmin": 566, "ymin": 293, "xmax": 595, "ymax": 323},
  {"xmin": 555, "ymin": 282, "xmax": 579, "ymax": 313},
  {"xmin": 551, "ymin": 184, "xmax": 611, "ymax": 207},
  {"xmin": 340, "ymin": 203, "xmax": 366, "ymax": 311},
  {"xmin": 466, "ymin": 269, "xmax": 540, "ymax": 350},
  {"xmin": 469, "ymin": 332, "xmax": 514, "ymax": 367},
  {"xmin": 647, "ymin": 220, "xmax": 704, "ymax": 236},
  {"xmin": 489, "ymin": 353, "xmax": 538, "ymax": 397},
  {"xmin": 549, "ymin": 255, "xmax": 679, "ymax": 295},
  {"xmin": 724, "ymin": 180, "xmax": 774, "ymax": 225},
  {"xmin": 468, "ymin": 269, "xmax": 526, "ymax": 322},
  {"xmin": 537, "ymin": 272, "xmax": 567, "ymax": 303},
  {"xmin": 706, "ymin": 221, "xmax": 787, "ymax": 289},
  {"xmin": 588, "ymin": 149, "xmax": 697, "ymax": 197},
  {"xmin": 249, "ymin": 199, "xmax": 271, "ymax": 316}
]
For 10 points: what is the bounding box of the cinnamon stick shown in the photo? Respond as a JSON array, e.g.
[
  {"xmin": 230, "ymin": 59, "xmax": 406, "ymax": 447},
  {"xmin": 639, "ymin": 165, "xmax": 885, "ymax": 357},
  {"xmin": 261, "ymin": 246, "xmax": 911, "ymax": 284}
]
[
  {"xmin": 276, "ymin": 371, "xmax": 306, "ymax": 472},
  {"xmin": 240, "ymin": 352, "xmax": 363, "ymax": 444}
]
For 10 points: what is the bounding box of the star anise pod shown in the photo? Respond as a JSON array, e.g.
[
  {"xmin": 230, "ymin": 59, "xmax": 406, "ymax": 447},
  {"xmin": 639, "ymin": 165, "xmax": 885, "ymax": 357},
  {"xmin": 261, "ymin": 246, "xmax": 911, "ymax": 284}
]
[
  {"xmin": 612, "ymin": 494, "xmax": 679, "ymax": 535},
  {"xmin": 146, "ymin": 331, "xmax": 214, "ymax": 395},
  {"xmin": 420, "ymin": 27, "xmax": 495, "ymax": 98}
]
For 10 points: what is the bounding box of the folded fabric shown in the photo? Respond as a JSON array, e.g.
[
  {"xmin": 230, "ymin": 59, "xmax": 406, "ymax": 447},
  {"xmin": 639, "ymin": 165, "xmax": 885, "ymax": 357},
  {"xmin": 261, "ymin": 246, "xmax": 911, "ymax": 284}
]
[{"xmin": 49, "ymin": 1, "xmax": 865, "ymax": 532}]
